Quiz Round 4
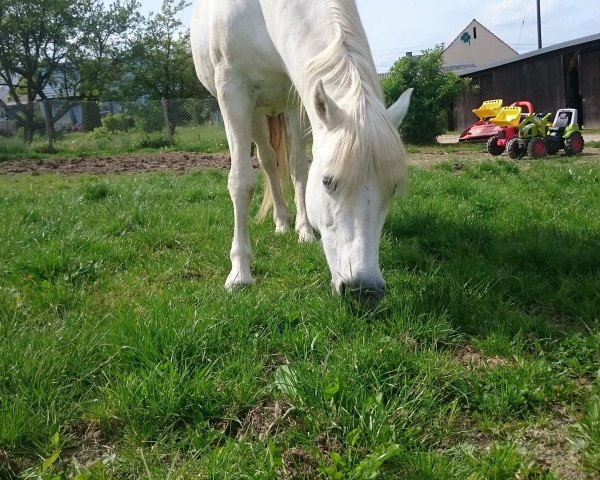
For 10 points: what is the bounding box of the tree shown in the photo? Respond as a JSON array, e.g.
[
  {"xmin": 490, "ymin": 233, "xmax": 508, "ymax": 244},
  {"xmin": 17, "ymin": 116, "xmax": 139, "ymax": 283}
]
[
  {"xmin": 65, "ymin": 0, "xmax": 141, "ymax": 101},
  {"xmin": 381, "ymin": 46, "xmax": 470, "ymax": 144},
  {"xmin": 123, "ymin": 0, "xmax": 207, "ymax": 100},
  {"xmin": 0, "ymin": 0, "xmax": 140, "ymax": 137},
  {"xmin": 67, "ymin": 0, "xmax": 141, "ymax": 130},
  {"xmin": 0, "ymin": 0, "xmax": 84, "ymax": 140}
]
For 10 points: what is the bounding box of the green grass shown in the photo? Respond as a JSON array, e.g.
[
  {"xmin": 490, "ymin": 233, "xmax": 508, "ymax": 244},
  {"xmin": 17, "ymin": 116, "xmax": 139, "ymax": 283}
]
[
  {"xmin": 0, "ymin": 124, "xmax": 228, "ymax": 161},
  {"xmin": 0, "ymin": 157, "xmax": 599, "ymax": 479}
]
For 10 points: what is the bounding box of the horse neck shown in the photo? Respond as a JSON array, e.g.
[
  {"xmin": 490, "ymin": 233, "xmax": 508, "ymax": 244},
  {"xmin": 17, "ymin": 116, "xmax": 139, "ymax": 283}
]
[{"xmin": 263, "ymin": 0, "xmax": 383, "ymax": 119}]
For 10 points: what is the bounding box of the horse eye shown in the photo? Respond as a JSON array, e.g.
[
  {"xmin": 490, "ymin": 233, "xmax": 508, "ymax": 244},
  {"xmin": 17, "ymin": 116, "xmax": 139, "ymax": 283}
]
[{"xmin": 323, "ymin": 176, "xmax": 338, "ymax": 193}]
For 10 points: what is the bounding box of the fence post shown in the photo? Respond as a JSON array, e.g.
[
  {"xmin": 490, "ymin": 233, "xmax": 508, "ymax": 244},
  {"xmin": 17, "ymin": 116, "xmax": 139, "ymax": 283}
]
[
  {"xmin": 42, "ymin": 99, "xmax": 56, "ymax": 153},
  {"xmin": 162, "ymin": 98, "xmax": 174, "ymax": 145}
]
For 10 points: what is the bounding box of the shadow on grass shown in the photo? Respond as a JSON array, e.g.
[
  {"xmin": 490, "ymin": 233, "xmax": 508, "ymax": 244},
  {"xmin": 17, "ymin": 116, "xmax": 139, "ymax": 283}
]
[{"xmin": 383, "ymin": 210, "xmax": 600, "ymax": 338}]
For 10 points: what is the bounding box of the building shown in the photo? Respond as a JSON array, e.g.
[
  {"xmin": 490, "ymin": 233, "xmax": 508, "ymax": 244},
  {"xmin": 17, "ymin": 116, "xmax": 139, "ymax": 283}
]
[
  {"xmin": 455, "ymin": 33, "xmax": 600, "ymax": 130},
  {"xmin": 443, "ymin": 20, "xmax": 518, "ymax": 73}
]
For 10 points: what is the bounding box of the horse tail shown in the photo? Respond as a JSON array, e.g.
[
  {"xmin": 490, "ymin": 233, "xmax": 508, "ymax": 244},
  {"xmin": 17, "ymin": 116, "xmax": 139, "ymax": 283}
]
[{"xmin": 258, "ymin": 113, "xmax": 289, "ymax": 220}]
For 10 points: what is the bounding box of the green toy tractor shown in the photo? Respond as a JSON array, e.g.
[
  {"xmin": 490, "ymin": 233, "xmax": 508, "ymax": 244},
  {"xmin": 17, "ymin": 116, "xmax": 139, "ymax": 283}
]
[
  {"xmin": 506, "ymin": 108, "xmax": 584, "ymax": 159},
  {"xmin": 506, "ymin": 112, "xmax": 551, "ymax": 159}
]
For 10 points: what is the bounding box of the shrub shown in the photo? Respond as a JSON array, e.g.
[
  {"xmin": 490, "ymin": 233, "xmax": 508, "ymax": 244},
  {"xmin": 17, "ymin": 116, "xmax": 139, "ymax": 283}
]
[
  {"xmin": 134, "ymin": 103, "xmax": 166, "ymax": 133},
  {"xmin": 381, "ymin": 46, "xmax": 470, "ymax": 144},
  {"xmin": 101, "ymin": 113, "xmax": 135, "ymax": 132},
  {"xmin": 135, "ymin": 133, "xmax": 171, "ymax": 149},
  {"xmin": 15, "ymin": 110, "xmax": 46, "ymax": 137}
]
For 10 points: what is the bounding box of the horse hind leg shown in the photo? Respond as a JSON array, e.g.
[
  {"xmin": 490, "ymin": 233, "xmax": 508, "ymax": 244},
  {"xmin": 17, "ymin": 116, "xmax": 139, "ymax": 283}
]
[
  {"xmin": 253, "ymin": 112, "xmax": 289, "ymax": 233},
  {"xmin": 216, "ymin": 77, "xmax": 257, "ymax": 291},
  {"xmin": 287, "ymin": 111, "xmax": 315, "ymax": 242}
]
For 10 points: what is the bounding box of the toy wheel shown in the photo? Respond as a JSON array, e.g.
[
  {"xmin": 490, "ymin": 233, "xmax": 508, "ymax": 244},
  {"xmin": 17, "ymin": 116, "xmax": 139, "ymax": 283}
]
[
  {"xmin": 487, "ymin": 135, "xmax": 504, "ymax": 156},
  {"xmin": 507, "ymin": 137, "xmax": 525, "ymax": 159},
  {"xmin": 564, "ymin": 132, "xmax": 584, "ymax": 156},
  {"xmin": 527, "ymin": 137, "xmax": 547, "ymax": 158}
]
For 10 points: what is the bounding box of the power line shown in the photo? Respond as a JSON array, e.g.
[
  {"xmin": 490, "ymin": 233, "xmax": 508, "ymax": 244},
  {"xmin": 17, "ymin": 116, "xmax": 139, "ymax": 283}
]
[
  {"xmin": 516, "ymin": 0, "xmax": 531, "ymax": 51},
  {"xmin": 484, "ymin": 0, "xmax": 512, "ymax": 24}
]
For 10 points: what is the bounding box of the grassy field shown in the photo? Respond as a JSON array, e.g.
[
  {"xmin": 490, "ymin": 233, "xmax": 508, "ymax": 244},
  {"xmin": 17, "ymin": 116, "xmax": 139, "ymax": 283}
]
[
  {"xmin": 0, "ymin": 124, "xmax": 228, "ymax": 162},
  {"xmin": 1, "ymin": 126, "xmax": 598, "ymax": 163},
  {"xmin": 0, "ymin": 150, "xmax": 599, "ymax": 479}
]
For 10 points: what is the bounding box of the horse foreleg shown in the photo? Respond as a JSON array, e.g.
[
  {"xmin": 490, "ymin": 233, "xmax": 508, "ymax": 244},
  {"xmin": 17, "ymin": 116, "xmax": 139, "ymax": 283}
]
[
  {"xmin": 287, "ymin": 111, "xmax": 315, "ymax": 242},
  {"xmin": 252, "ymin": 112, "xmax": 289, "ymax": 233},
  {"xmin": 217, "ymin": 81, "xmax": 256, "ymax": 291}
]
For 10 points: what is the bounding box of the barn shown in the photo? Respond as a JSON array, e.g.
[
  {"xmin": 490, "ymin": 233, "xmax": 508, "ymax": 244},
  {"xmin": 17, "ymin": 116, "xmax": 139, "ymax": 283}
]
[{"xmin": 454, "ymin": 33, "xmax": 600, "ymax": 130}]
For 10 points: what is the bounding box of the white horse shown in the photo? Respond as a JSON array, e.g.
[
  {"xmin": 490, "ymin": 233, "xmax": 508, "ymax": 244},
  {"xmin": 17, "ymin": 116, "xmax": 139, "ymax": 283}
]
[{"xmin": 190, "ymin": 0, "xmax": 412, "ymax": 304}]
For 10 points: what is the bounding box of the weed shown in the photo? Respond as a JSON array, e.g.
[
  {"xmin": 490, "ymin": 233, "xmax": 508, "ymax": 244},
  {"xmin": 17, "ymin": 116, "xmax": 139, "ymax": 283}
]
[{"xmin": 569, "ymin": 399, "xmax": 600, "ymax": 474}]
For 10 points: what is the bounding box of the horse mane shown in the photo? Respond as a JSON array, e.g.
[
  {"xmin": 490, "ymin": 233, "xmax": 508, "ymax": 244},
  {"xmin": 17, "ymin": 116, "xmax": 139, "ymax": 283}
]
[{"xmin": 303, "ymin": 0, "xmax": 407, "ymax": 197}]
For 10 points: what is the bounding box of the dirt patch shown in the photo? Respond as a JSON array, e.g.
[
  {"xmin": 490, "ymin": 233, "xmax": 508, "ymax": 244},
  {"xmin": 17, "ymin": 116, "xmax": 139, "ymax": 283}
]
[
  {"xmin": 0, "ymin": 449, "xmax": 22, "ymax": 477},
  {"xmin": 63, "ymin": 420, "xmax": 115, "ymax": 469},
  {"xmin": 455, "ymin": 345, "xmax": 511, "ymax": 370},
  {"xmin": 1, "ymin": 146, "xmax": 598, "ymax": 176},
  {"xmin": 513, "ymin": 410, "xmax": 585, "ymax": 480},
  {"xmin": 237, "ymin": 399, "xmax": 301, "ymax": 442},
  {"xmin": 0, "ymin": 152, "xmax": 235, "ymax": 176},
  {"xmin": 282, "ymin": 447, "xmax": 319, "ymax": 479}
]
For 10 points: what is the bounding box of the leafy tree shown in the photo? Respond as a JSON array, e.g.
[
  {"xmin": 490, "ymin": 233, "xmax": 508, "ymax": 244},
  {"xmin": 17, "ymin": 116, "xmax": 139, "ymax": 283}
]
[
  {"xmin": 0, "ymin": 0, "xmax": 140, "ymax": 137},
  {"xmin": 0, "ymin": 0, "xmax": 83, "ymax": 139},
  {"xmin": 65, "ymin": 0, "xmax": 141, "ymax": 101},
  {"xmin": 68, "ymin": 0, "xmax": 141, "ymax": 130},
  {"xmin": 382, "ymin": 46, "xmax": 469, "ymax": 144},
  {"xmin": 123, "ymin": 0, "xmax": 207, "ymax": 100}
]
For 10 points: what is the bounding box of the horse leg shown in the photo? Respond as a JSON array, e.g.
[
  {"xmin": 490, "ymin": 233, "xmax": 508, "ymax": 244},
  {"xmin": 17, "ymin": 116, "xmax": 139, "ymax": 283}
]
[
  {"xmin": 287, "ymin": 111, "xmax": 315, "ymax": 242},
  {"xmin": 216, "ymin": 78, "xmax": 256, "ymax": 291},
  {"xmin": 252, "ymin": 112, "xmax": 289, "ymax": 233}
]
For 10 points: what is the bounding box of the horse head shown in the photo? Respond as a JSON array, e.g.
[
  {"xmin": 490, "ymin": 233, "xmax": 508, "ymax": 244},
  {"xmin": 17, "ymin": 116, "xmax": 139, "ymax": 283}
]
[{"xmin": 306, "ymin": 83, "xmax": 413, "ymax": 306}]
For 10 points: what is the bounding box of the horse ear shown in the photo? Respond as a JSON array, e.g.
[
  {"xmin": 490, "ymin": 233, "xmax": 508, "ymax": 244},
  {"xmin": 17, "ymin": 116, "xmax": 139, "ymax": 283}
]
[
  {"xmin": 314, "ymin": 80, "xmax": 341, "ymax": 129},
  {"xmin": 387, "ymin": 88, "xmax": 414, "ymax": 128}
]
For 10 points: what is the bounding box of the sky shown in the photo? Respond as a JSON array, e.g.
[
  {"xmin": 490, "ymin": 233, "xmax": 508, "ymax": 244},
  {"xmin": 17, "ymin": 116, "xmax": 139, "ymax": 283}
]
[{"xmin": 139, "ymin": 0, "xmax": 600, "ymax": 72}]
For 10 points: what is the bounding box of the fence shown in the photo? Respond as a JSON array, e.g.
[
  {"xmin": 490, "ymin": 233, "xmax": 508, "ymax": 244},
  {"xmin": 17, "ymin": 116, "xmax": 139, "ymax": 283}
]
[{"xmin": 0, "ymin": 97, "xmax": 223, "ymax": 155}]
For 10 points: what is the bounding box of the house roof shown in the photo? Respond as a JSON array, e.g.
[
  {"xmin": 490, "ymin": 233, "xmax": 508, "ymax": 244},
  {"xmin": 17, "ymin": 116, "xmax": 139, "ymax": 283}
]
[
  {"xmin": 444, "ymin": 19, "xmax": 518, "ymax": 57},
  {"xmin": 460, "ymin": 32, "xmax": 600, "ymax": 76}
]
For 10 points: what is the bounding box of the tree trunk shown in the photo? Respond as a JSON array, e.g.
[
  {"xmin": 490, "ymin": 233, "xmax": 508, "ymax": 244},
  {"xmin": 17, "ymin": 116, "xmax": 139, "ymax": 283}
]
[
  {"xmin": 43, "ymin": 100, "xmax": 56, "ymax": 153},
  {"xmin": 162, "ymin": 98, "xmax": 174, "ymax": 145},
  {"xmin": 82, "ymin": 101, "xmax": 101, "ymax": 131},
  {"xmin": 23, "ymin": 102, "xmax": 36, "ymax": 144}
]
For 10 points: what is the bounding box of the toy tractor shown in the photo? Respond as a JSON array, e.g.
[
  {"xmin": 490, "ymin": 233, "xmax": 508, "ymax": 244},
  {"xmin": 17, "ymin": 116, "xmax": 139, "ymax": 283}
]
[
  {"xmin": 505, "ymin": 108, "xmax": 584, "ymax": 159},
  {"xmin": 486, "ymin": 101, "xmax": 534, "ymax": 156},
  {"xmin": 505, "ymin": 112, "xmax": 552, "ymax": 159}
]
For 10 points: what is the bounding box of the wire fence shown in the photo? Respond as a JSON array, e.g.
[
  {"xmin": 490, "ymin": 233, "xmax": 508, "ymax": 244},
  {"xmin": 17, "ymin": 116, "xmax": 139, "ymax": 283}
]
[{"xmin": 0, "ymin": 97, "xmax": 224, "ymax": 155}]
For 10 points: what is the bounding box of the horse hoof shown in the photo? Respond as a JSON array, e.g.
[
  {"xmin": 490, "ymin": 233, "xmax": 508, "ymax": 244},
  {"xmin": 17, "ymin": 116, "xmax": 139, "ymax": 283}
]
[
  {"xmin": 275, "ymin": 223, "xmax": 289, "ymax": 234},
  {"xmin": 298, "ymin": 229, "xmax": 316, "ymax": 243},
  {"xmin": 224, "ymin": 272, "xmax": 255, "ymax": 292}
]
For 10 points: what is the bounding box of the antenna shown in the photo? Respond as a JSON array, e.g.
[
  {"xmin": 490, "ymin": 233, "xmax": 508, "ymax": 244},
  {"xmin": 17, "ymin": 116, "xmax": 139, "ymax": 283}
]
[{"xmin": 536, "ymin": 0, "xmax": 542, "ymax": 49}]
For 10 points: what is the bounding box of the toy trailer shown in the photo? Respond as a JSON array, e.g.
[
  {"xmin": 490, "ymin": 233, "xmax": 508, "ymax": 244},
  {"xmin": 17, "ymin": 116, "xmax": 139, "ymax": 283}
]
[{"xmin": 458, "ymin": 99, "xmax": 504, "ymax": 142}]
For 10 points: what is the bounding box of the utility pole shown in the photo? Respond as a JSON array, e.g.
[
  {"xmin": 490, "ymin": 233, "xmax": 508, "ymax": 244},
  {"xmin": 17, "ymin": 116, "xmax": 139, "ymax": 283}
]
[{"xmin": 536, "ymin": 0, "xmax": 542, "ymax": 49}]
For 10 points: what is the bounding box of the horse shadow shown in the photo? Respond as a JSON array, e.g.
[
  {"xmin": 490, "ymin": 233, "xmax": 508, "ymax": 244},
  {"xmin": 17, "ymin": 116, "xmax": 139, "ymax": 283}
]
[{"xmin": 381, "ymin": 210, "xmax": 600, "ymax": 339}]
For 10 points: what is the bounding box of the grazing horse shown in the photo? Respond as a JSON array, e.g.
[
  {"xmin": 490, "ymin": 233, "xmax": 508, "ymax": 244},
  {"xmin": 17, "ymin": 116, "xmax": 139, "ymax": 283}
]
[{"xmin": 190, "ymin": 0, "xmax": 412, "ymax": 304}]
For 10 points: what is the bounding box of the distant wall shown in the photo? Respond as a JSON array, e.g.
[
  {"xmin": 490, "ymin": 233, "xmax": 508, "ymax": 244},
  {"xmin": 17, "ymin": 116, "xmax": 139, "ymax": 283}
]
[{"xmin": 456, "ymin": 40, "xmax": 600, "ymax": 129}]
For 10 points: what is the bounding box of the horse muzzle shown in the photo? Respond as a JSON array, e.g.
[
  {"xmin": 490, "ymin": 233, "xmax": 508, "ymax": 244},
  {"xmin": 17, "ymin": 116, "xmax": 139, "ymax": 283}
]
[{"xmin": 339, "ymin": 278, "xmax": 386, "ymax": 307}]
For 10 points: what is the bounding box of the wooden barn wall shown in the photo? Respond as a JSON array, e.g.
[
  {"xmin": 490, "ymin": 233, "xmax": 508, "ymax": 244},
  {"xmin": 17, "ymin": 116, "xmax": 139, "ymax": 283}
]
[
  {"xmin": 579, "ymin": 46, "xmax": 600, "ymax": 127},
  {"xmin": 454, "ymin": 73, "xmax": 492, "ymax": 130},
  {"xmin": 521, "ymin": 56, "xmax": 565, "ymax": 114},
  {"xmin": 454, "ymin": 43, "xmax": 600, "ymax": 130}
]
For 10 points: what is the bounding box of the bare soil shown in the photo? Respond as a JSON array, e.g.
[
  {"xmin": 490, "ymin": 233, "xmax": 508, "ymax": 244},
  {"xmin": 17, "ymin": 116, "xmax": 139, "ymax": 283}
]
[
  {"xmin": 2, "ymin": 148, "xmax": 599, "ymax": 177},
  {"xmin": 0, "ymin": 152, "xmax": 235, "ymax": 176}
]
